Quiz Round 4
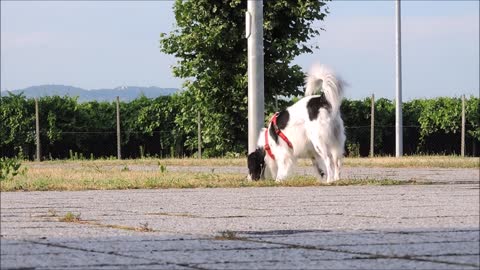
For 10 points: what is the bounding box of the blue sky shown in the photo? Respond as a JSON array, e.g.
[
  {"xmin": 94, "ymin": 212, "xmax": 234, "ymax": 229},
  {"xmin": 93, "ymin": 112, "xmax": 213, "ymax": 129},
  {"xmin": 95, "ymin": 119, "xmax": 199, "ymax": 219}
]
[{"xmin": 1, "ymin": 1, "xmax": 478, "ymax": 100}]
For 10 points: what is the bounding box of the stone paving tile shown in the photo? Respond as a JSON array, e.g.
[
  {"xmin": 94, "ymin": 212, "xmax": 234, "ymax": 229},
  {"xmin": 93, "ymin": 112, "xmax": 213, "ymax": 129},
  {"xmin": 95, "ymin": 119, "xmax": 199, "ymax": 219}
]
[
  {"xmin": 44, "ymin": 264, "xmax": 195, "ymax": 270},
  {"xmin": 332, "ymin": 241, "xmax": 479, "ymax": 257},
  {"xmin": 1, "ymin": 240, "xmax": 71, "ymax": 256},
  {"xmin": 240, "ymin": 229, "xmax": 480, "ymax": 247},
  {"xmin": 39, "ymin": 237, "xmax": 285, "ymax": 254},
  {"xmin": 196, "ymin": 258, "xmax": 475, "ymax": 270},
  {"xmin": 0, "ymin": 247, "xmax": 154, "ymax": 270},
  {"xmin": 129, "ymin": 247, "xmax": 363, "ymax": 265},
  {"xmin": 1, "ymin": 223, "xmax": 151, "ymax": 239},
  {"xmin": 416, "ymin": 255, "xmax": 480, "ymax": 266},
  {"xmin": 1, "ymin": 179, "xmax": 479, "ymax": 269}
]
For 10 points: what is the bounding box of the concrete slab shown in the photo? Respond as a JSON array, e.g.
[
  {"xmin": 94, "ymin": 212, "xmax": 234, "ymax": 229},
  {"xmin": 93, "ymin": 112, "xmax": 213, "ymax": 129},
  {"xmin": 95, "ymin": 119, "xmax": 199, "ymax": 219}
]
[{"xmin": 1, "ymin": 173, "xmax": 479, "ymax": 269}]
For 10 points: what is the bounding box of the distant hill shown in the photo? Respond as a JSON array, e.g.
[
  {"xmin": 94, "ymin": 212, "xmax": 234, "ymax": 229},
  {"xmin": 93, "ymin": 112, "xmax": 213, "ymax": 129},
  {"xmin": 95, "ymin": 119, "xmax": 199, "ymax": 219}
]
[{"xmin": 3, "ymin": 85, "xmax": 178, "ymax": 102}]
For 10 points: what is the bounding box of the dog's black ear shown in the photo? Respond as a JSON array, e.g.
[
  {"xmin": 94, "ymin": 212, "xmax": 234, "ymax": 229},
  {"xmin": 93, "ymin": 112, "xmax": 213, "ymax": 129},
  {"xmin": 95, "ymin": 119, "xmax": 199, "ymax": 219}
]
[{"xmin": 247, "ymin": 148, "xmax": 265, "ymax": 181}]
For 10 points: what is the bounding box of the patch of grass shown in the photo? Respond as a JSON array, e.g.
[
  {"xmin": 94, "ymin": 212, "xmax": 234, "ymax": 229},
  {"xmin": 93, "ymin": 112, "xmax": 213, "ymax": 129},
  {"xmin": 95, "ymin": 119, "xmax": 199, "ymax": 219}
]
[
  {"xmin": 82, "ymin": 221, "xmax": 155, "ymax": 232},
  {"xmin": 341, "ymin": 156, "xmax": 479, "ymax": 168},
  {"xmin": 157, "ymin": 162, "xmax": 167, "ymax": 173},
  {"xmin": 54, "ymin": 209, "xmax": 154, "ymax": 232},
  {"xmin": 214, "ymin": 230, "xmax": 245, "ymax": 240},
  {"xmin": 25, "ymin": 155, "xmax": 480, "ymax": 168},
  {"xmin": 47, "ymin": 209, "xmax": 57, "ymax": 217},
  {"xmin": 138, "ymin": 222, "xmax": 154, "ymax": 232},
  {"xmin": 0, "ymin": 157, "xmax": 27, "ymax": 181},
  {"xmin": 31, "ymin": 158, "xmax": 246, "ymax": 167},
  {"xmin": 0, "ymin": 163, "xmax": 432, "ymax": 192},
  {"xmin": 59, "ymin": 212, "xmax": 81, "ymax": 222}
]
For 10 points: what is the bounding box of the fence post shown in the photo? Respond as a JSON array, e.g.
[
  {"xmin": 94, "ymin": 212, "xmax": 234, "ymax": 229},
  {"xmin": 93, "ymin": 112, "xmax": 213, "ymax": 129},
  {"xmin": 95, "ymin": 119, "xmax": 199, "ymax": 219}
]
[
  {"xmin": 197, "ymin": 111, "xmax": 202, "ymax": 159},
  {"xmin": 116, "ymin": 96, "xmax": 121, "ymax": 160},
  {"xmin": 35, "ymin": 98, "xmax": 41, "ymax": 162},
  {"xmin": 461, "ymin": 95, "xmax": 465, "ymax": 157},
  {"xmin": 370, "ymin": 94, "xmax": 375, "ymax": 157}
]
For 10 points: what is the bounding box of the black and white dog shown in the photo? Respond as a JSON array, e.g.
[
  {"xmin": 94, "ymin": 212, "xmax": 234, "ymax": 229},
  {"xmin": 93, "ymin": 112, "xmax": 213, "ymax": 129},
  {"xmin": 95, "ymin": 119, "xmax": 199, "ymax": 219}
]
[{"xmin": 247, "ymin": 63, "xmax": 346, "ymax": 183}]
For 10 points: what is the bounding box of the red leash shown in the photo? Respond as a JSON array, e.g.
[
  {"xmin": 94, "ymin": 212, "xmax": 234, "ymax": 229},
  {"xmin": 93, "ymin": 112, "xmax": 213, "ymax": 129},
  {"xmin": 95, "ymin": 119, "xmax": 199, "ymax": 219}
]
[{"xmin": 264, "ymin": 113, "xmax": 293, "ymax": 160}]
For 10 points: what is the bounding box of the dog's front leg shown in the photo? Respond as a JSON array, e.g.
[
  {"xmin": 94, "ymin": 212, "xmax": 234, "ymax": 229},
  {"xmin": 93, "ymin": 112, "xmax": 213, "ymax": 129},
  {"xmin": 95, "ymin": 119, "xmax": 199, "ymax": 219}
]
[
  {"xmin": 264, "ymin": 159, "xmax": 277, "ymax": 180},
  {"xmin": 275, "ymin": 158, "xmax": 293, "ymax": 182}
]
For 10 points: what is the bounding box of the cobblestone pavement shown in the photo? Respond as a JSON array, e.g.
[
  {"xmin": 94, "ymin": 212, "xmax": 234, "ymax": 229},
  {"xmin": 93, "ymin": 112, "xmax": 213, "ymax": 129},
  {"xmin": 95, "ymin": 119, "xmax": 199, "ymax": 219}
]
[{"xmin": 1, "ymin": 168, "xmax": 479, "ymax": 269}]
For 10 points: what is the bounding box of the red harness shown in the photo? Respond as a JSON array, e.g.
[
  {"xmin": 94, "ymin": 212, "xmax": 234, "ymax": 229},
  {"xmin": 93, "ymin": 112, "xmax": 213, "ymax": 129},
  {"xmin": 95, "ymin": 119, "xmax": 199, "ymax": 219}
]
[{"xmin": 264, "ymin": 112, "xmax": 293, "ymax": 160}]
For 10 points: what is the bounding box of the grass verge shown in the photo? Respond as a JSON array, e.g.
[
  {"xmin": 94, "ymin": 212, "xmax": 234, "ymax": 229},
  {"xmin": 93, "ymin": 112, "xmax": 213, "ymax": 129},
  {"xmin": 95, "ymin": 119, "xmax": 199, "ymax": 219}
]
[
  {"xmin": 0, "ymin": 163, "xmax": 420, "ymax": 192},
  {"xmin": 22, "ymin": 155, "xmax": 479, "ymax": 168},
  {"xmin": 342, "ymin": 156, "xmax": 479, "ymax": 168}
]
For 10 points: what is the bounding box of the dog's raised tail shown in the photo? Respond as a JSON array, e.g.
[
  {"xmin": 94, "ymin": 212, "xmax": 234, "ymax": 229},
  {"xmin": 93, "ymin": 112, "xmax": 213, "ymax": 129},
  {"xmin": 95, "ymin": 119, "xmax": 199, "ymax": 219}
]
[{"xmin": 305, "ymin": 63, "xmax": 345, "ymax": 112}]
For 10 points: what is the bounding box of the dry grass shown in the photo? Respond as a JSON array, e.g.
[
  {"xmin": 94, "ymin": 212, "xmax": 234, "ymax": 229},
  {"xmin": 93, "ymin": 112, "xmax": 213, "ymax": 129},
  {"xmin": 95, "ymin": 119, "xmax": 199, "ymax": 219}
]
[
  {"xmin": 0, "ymin": 163, "xmax": 415, "ymax": 192},
  {"xmin": 341, "ymin": 156, "xmax": 479, "ymax": 168},
  {"xmin": 57, "ymin": 211, "xmax": 154, "ymax": 232},
  {"xmin": 30, "ymin": 158, "xmax": 245, "ymax": 167},
  {"xmin": 59, "ymin": 212, "xmax": 81, "ymax": 222},
  {"xmin": 23, "ymin": 155, "xmax": 479, "ymax": 169},
  {"xmin": 1, "ymin": 155, "xmax": 474, "ymax": 192},
  {"xmin": 214, "ymin": 230, "xmax": 245, "ymax": 241}
]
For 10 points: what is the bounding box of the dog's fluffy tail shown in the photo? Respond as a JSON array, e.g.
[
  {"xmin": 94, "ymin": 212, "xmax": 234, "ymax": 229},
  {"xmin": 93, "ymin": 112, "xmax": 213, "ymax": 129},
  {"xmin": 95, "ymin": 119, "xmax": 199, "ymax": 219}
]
[{"xmin": 305, "ymin": 63, "xmax": 345, "ymax": 112}]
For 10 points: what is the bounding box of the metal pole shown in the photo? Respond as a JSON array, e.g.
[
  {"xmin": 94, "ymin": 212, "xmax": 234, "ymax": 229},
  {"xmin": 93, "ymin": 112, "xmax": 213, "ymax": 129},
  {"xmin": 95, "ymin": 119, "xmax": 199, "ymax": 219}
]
[
  {"xmin": 461, "ymin": 95, "xmax": 465, "ymax": 157},
  {"xmin": 370, "ymin": 94, "xmax": 375, "ymax": 158},
  {"xmin": 197, "ymin": 111, "xmax": 202, "ymax": 159},
  {"xmin": 116, "ymin": 96, "xmax": 121, "ymax": 160},
  {"xmin": 395, "ymin": 0, "xmax": 403, "ymax": 157},
  {"xmin": 247, "ymin": 0, "xmax": 265, "ymax": 154},
  {"xmin": 35, "ymin": 98, "xmax": 41, "ymax": 162}
]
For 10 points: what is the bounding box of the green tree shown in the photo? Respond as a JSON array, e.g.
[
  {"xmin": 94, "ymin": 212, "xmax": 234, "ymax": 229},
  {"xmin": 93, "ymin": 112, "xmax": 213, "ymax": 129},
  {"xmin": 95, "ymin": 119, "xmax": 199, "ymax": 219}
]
[
  {"xmin": 160, "ymin": 0, "xmax": 329, "ymax": 156},
  {"xmin": 465, "ymin": 96, "xmax": 480, "ymax": 141},
  {"xmin": 137, "ymin": 95, "xmax": 183, "ymax": 157},
  {"xmin": 0, "ymin": 93, "xmax": 35, "ymax": 157},
  {"xmin": 76, "ymin": 100, "xmax": 116, "ymax": 157}
]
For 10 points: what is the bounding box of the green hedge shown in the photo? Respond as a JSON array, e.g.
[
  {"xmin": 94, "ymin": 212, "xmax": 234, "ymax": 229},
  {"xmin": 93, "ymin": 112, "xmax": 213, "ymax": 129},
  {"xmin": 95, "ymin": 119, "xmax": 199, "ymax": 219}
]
[{"xmin": 1, "ymin": 93, "xmax": 478, "ymax": 159}]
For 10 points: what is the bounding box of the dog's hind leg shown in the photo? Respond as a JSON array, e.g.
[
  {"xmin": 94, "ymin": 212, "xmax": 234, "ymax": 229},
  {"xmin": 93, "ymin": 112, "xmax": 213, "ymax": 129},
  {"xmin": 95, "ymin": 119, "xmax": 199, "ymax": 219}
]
[
  {"xmin": 305, "ymin": 126, "xmax": 334, "ymax": 182},
  {"xmin": 323, "ymin": 152, "xmax": 335, "ymax": 183},
  {"xmin": 311, "ymin": 143, "xmax": 334, "ymax": 182},
  {"xmin": 311, "ymin": 157, "xmax": 325, "ymax": 180},
  {"xmin": 332, "ymin": 152, "xmax": 342, "ymax": 181}
]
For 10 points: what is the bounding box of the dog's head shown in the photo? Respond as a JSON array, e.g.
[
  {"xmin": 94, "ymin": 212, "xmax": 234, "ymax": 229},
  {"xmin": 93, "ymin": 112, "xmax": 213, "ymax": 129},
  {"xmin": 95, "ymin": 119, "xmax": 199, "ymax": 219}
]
[{"xmin": 247, "ymin": 148, "xmax": 266, "ymax": 181}]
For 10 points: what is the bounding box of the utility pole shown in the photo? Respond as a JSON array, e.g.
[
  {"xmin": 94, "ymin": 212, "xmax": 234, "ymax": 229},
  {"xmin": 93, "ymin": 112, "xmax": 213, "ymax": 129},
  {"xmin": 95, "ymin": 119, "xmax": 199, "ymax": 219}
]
[
  {"xmin": 395, "ymin": 0, "xmax": 403, "ymax": 157},
  {"xmin": 116, "ymin": 96, "xmax": 121, "ymax": 160},
  {"xmin": 197, "ymin": 111, "xmax": 202, "ymax": 159},
  {"xmin": 370, "ymin": 94, "xmax": 375, "ymax": 158},
  {"xmin": 461, "ymin": 95, "xmax": 465, "ymax": 157},
  {"xmin": 35, "ymin": 98, "xmax": 41, "ymax": 162},
  {"xmin": 246, "ymin": 0, "xmax": 264, "ymax": 154}
]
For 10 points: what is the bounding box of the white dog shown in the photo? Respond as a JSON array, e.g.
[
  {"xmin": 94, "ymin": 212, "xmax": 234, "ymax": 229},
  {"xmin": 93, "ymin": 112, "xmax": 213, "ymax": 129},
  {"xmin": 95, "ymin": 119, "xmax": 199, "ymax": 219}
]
[{"xmin": 247, "ymin": 63, "xmax": 346, "ymax": 183}]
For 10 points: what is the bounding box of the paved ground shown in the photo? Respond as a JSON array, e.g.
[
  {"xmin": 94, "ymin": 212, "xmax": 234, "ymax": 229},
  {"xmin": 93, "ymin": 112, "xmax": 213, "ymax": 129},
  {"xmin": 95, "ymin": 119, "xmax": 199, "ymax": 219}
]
[{"xmin": 1, "ymin": 168, "xmax": 479, "ymax": 269}]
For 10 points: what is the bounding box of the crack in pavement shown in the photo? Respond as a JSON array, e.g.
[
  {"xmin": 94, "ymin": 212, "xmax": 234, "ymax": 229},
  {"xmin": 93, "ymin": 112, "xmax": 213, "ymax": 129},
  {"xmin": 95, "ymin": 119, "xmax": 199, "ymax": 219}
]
[
  {"xmin": 221, "ymin": 237, "xmax": 480, "ymax": 268},
  {"xmin": 24, "ymin": 239, "xmax": 205, "ymax": 270}
]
